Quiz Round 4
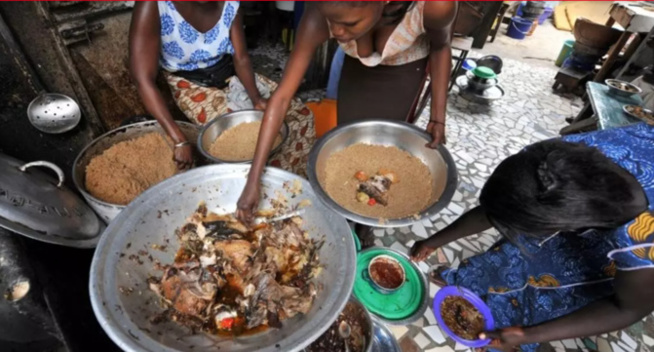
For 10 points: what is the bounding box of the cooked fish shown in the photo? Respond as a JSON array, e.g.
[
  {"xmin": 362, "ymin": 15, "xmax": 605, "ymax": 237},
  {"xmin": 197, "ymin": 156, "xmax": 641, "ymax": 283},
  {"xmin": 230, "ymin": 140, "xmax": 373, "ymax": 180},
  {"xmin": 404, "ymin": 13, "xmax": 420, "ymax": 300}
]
[{"xmin": 358, "ymin": 175, "xmax": 392, "ymax": 206}]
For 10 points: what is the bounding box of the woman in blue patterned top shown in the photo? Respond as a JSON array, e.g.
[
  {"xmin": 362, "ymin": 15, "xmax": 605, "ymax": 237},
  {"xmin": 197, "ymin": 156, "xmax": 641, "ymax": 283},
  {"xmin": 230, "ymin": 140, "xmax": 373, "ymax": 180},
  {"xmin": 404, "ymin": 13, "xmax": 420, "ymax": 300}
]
[
  {"xmin": 411, "ymin": 123, "xmax": 654, "ymax": 351},
  {"xmin": 129, "ymin": 2, "xmax": 315, "ymax": 175}
]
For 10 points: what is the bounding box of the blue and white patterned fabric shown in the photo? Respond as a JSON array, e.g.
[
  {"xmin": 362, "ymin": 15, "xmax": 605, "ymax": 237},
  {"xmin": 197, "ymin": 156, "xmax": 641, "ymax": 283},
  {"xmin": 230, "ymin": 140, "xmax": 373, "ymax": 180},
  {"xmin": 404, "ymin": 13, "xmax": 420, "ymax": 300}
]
[
  {"xmin": 444, "ymin": 123, "xmax": 654, "ymax": 352},
  {"xmin": 157, "ymin": 1, "xmax": 239, "ymax": 72}
]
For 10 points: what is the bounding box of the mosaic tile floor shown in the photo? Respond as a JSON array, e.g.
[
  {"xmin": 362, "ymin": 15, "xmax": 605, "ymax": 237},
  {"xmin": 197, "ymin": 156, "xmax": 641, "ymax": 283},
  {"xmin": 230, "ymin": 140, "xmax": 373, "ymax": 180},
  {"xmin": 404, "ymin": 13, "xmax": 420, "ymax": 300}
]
[{"xmin": 250, "ymin": 43, "xmax": 654, "ymax": 351}]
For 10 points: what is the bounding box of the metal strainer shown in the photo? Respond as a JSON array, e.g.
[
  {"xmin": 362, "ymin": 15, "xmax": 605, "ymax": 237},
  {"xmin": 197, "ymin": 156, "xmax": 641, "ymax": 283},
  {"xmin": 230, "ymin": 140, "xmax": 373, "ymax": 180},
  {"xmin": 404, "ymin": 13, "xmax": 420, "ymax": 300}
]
[{"xmin": 27, "ymin": 93, "xmax": 81, "ymax": 134}]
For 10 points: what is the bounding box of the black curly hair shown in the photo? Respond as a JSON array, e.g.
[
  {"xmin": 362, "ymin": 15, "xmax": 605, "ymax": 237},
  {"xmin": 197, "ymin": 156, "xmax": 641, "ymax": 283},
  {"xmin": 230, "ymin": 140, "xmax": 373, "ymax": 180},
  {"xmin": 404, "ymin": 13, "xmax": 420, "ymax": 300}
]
[{"xmin": 479, "ymin": 139, "xmax": 648, "ymax": 240}]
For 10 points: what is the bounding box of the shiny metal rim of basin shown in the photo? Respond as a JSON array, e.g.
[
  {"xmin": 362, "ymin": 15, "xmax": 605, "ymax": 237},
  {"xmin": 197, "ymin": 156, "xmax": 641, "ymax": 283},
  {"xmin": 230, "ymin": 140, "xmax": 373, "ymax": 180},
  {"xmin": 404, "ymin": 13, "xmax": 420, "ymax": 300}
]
[
  {"xmin": 307, "ymin": 120, "xmax": 458, "ymax": 228},
  {"xmin": 197, "ymin": 109, "xmax": 290, "ymax": 164},
  {"xmin": 72, "ymin": 120, "xmax": 200, "ymax": 222},
  {"xmin": 370, "ymin": 316, "xmax": 401, "ymax": 352},
  {"xmin": 89, "ymin": 164, "xmax": 357, "ymax": 352},
  {"xmin": 357, "ymin": 247, "xmax": 430, "ymax": 326}
]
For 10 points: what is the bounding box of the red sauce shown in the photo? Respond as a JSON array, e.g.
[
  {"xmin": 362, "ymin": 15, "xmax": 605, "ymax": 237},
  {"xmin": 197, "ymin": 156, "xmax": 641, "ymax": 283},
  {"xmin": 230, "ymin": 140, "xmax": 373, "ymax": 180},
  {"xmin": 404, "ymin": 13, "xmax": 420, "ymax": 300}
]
[{"xmin": 370, "ymin": 258, "xmax": 404, "ymax": 289}]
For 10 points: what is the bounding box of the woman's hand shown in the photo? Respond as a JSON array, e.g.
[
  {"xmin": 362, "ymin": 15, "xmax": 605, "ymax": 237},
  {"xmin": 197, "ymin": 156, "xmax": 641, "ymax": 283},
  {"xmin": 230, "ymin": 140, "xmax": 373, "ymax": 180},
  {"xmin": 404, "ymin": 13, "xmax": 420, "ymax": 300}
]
[
  {"xmin": 480, "ymin": 327, "xmax": 525, "ymax": 352},
  {"xmin": 410, "ymin": 239, "xmax": 439, "ymax": 262},
  {"xmin": 236, "ymin": 180, "xmax": 260, "ymax": 224},
  {"xmin": 253, "ymin": 97, "xmax": 268, "ymax": 111},
  {"xmin": 173, "ymin": 143, "xmax": 193, "ymax": 170},
  {"xmin": 426, "ymin": 121, "xmax": 446, "ymax": 148}
]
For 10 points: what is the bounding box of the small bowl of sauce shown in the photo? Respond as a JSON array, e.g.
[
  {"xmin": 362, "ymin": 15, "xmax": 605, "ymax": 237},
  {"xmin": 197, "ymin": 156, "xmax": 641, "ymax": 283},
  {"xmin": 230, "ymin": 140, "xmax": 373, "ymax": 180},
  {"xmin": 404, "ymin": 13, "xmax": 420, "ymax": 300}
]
[{"xmin": 367, "ymin": 255, "xmax": 406, "ymax": 293}]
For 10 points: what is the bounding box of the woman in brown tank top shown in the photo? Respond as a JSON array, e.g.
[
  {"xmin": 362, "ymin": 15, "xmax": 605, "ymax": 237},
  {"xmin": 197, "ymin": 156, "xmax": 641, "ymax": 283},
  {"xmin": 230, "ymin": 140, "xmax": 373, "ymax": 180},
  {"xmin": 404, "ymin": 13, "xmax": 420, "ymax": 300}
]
[{"xmin": 237, "ymin": 2, "xmax": 457, "ymax": 228}]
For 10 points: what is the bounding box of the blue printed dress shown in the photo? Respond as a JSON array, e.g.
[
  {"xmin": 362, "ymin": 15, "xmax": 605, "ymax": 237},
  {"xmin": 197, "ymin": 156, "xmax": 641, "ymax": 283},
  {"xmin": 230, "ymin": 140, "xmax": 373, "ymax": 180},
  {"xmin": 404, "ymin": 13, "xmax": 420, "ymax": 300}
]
[{"xmin": 444, "ymin": 123, "xmax": 654, "ymax": 351}]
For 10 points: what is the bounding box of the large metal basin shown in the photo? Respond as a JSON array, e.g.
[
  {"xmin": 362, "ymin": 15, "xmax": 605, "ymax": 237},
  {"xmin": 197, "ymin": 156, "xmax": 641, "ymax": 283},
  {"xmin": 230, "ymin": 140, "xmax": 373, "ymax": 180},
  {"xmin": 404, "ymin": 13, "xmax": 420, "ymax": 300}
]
[
  {"xmin": 307, "ymin": 120, "xmax": 457, "ymax": 227},
  {"xmin": 72, "ymin": 120, "xmax": 200, "ymax": 223},
  {"xmin": 89, "ymin": 165, "xmax": 357, "ymax": 352}
]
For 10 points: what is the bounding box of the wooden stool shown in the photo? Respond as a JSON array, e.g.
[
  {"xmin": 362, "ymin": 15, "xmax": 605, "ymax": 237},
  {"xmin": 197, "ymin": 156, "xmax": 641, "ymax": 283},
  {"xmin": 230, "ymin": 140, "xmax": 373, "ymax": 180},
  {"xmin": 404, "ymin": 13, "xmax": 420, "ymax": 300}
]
[
  {"xmin": 406, "ymin": 35, "xmax": 474, "ymax": 123},
  {"xmin": 449, "ymin": 36, "xmax": 474, "ymax": 91}
]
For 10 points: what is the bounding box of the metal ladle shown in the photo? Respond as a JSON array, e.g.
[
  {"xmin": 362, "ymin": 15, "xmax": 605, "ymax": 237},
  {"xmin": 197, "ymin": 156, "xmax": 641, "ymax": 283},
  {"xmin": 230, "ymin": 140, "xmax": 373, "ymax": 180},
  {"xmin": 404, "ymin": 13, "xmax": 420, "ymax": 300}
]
[
  {"xmin": 338, "ymin": 320, "xmax": 352, "ymax": 352},
  {"xmin": 27, "ymin": 92, "xmax": 81, "ymax": 134}
]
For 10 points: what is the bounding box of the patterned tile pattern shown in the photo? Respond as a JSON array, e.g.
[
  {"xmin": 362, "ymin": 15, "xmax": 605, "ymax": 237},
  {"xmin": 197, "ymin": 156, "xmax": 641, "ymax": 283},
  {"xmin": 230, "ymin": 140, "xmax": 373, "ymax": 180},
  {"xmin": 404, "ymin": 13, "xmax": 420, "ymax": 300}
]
[{"xmin": 250, "ymin": 43, "xmax": 654, "ymax": 351}]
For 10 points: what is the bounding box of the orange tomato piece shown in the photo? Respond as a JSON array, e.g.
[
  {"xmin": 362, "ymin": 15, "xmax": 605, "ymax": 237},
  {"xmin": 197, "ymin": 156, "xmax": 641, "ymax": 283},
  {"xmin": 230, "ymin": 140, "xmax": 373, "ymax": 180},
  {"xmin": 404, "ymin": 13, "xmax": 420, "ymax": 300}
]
[{"xmin": 354, "ymin": 171, "xmax": 367, "ymax": 182}]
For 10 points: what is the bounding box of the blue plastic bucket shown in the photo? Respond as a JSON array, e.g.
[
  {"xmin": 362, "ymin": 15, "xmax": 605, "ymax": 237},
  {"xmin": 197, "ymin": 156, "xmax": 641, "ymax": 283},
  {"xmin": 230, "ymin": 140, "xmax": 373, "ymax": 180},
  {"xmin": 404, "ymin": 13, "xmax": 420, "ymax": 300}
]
[
  {"xmin": 507, "ymin": 17, "xmax": 533, "ymax": 40},
  {"xmin": 538, "ymin": 7, "xmax": 554, "ymax": 24}
]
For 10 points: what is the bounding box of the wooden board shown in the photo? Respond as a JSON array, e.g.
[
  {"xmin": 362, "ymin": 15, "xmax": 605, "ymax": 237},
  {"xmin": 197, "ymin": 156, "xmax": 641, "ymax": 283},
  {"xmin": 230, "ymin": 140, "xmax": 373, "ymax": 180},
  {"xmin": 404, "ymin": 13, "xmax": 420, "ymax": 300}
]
[
  {"xmin": 554, "ymin": 1, "xmax": 613, "ymax": 31},
  {"xmin": 553, "ymin": 1, "xmax": 576, "ymax": 31},
  {"xmin": 566, "ymin": 1, "xmax": 612, "ymax": 27}
]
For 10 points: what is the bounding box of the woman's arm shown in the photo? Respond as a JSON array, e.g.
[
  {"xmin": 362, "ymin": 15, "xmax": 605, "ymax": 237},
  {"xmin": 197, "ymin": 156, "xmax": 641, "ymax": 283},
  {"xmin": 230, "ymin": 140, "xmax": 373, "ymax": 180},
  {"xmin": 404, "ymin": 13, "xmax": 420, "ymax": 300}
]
[
  {"xmin": 230, "ymin": 11, "xmax": 265, "ymax": 109},
  {"xmin": 236, "ymin": 5, "xmax": 330, "ymax": 222},
  {"xmin": 411, "ymin": 206, "xmax": 492, "ymax": 261},
  {"xmin": 488, "ymin": 268, "xmax": 654, "ymax": 350},
  {"xmin": 129, "ymin": 2, "xmax": 192, "ymax": 169},
  {"xmin": 423, "ymin": 1, "xmax": 456, "ymax": 148}
]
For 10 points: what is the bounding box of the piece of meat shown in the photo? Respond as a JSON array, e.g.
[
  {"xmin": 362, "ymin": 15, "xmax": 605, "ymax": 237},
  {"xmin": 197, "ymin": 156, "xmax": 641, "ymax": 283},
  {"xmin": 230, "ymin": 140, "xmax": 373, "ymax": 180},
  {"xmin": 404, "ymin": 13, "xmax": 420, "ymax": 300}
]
[
  {"xmin": 159, "ymin": 269, "xmax": 210, "ymax": 318},
  {"xmin": 282, "ymin": 293, "xmax": 314, "ymax": 317},
  {"xmin": 358, "ymin": 175, "xmax": 392, "ymax": 206},
  {"xmin": 265, "ymin": 246, "xmax": 286, "ymax": 271},
  {"xmin": 266, "ymin": 222, "xmax": 305, "ymax": 248},
  {"xmin": 245, "ymin": 273, "xmax": 314, "ymax": 328},
  {"xmin": 245, "ymin": 274, "xmax": 274, "ymax": 328},
  {"xmin": 214, "ymin": 240, "xmax": 254, "ymax": 272}
]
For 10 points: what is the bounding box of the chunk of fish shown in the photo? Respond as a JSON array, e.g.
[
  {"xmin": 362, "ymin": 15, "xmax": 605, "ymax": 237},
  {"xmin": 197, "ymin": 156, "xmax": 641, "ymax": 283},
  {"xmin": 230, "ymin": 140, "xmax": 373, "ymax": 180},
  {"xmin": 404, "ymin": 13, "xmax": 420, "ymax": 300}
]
[
  {"xmin": 214, "ymin": 240, "xmax": 253, "ymax": 272},
  {"xmin": 358, "ymin": 175, "xmax": 392, "ymax": 206}
]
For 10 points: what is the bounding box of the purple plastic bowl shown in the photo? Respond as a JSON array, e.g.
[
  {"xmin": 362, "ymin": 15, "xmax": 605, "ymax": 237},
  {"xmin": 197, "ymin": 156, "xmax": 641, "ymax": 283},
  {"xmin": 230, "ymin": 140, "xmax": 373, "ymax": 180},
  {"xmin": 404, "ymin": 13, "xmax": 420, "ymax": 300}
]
[{"xmin": 433, "ymin": 286, "xmax": 495, "ymax": 348}]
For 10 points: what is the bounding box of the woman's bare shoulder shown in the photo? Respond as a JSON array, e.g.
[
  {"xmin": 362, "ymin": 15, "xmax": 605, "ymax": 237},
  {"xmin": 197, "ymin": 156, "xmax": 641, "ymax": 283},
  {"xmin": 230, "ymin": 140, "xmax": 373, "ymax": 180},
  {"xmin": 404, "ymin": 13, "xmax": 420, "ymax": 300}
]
[{"xmin": 423, "ymin": 1, "xmax": 457, "ymax": 31}]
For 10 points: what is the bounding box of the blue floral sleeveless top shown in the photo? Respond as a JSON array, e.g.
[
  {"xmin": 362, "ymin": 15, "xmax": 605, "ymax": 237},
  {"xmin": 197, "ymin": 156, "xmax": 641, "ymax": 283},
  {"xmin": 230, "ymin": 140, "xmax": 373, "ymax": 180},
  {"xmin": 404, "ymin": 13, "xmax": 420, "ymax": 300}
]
[{"xmin": 157, "ymin": 1, "xmax": 239, "ymax": 72}]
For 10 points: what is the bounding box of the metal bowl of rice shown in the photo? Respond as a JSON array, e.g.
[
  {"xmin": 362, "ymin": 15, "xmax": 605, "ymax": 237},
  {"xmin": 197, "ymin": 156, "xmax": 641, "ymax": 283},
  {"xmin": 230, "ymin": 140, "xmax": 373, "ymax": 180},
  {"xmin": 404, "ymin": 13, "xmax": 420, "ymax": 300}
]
[
  {"xmin": 307, "ymin": 120, "xmax": 458, "ymax": 228},
  {"xmin": 198, "ymin": 110, "xmax": 289, "ymax": 164}
]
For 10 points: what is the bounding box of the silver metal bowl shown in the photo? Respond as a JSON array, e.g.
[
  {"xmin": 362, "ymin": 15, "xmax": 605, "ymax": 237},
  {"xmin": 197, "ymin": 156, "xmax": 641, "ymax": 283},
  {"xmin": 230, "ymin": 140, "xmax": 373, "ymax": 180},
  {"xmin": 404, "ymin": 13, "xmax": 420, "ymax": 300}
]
[
  {"xmin": 72, "ymin": 120, "xmax": 200, "ymax": 223},
  {"xmin": 605, "ymin": 79, "xmax": 642, "ymax": 98},
  {"xmin": 307, "ymin": 120, "xmax": 458, "ymax": 228},
  {"xmin": 370, "ymin": 315, "xmax": 401, "ymax": 352},
  {"xmin": 90, "ymin": 164, "xmax": 357, "ymax": 352},
  {"xmin": 623, "ymin": 105, "xmax": 654, "ymax": 124},
  {"xmin": 198, "ymin": 110, "xmax": 289, "ymax": 164},
  {"xmin": 303, "ymin": 296, "xmax": 374, "ymax": 352},
  {"xmin": 350, "ymin": 296, "xmax": 375, "ymax": 352},
  {"xmin": 27, "ymin": 93, "xmax": 81, "ymax": 134}
]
